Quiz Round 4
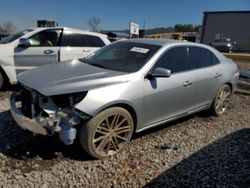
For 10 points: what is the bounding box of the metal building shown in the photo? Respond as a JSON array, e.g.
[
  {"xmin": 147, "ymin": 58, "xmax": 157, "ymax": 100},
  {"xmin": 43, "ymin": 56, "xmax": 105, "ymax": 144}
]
[{"xmin": 201, "ymin": 11, "xmax": 250, "ymax": 52}]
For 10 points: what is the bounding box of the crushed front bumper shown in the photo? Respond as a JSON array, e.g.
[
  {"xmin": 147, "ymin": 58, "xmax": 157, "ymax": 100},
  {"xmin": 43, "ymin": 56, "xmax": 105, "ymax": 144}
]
[{"xmin": 10, "ymin": 93, "xmax": 47, "ymax": 135}]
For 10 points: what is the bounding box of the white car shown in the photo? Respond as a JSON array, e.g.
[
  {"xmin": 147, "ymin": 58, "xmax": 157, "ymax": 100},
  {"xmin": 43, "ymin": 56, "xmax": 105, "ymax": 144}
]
[{"xmin": 0, "ymin": 27, "xmax": 110, "ymax": 90}]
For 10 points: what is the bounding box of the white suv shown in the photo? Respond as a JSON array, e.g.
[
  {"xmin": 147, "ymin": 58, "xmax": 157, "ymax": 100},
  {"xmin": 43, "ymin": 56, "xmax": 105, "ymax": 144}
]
[{"xmin": 0, "ymin": 27, "xmax": 110, "ymax": 89}]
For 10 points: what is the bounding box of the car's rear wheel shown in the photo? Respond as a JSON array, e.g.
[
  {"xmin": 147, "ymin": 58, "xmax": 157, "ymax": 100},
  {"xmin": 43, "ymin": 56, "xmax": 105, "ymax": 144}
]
[
  {"xmin": 210, "ymin": 84, "xmax": 232, "ymax": 116},
  {"xmin": 79, "ymin": 107, "xmax": 134, "ymax": 159}
]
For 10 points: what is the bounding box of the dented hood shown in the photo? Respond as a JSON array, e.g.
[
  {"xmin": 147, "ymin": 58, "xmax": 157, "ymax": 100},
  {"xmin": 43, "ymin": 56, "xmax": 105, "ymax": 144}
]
[{"xmin": 17, "ymin": 59, "xmax": 128, "ymax": 96}]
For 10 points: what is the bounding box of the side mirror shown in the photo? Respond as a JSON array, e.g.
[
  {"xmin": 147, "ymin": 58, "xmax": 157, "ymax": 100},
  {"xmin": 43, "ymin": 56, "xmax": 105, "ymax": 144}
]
[
  {"xmin": 148, "ymin": 67, "xmax": 171, "ymax": 78},
  {"xmin": 18, "ymin": 38, "xmax": 30, "ymax": 48}
]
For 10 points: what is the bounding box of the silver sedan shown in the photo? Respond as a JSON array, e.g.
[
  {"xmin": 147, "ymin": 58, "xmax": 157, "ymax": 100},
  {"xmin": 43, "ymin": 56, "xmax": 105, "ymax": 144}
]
[{"xmin": 10, "ymin": 39, "xmax": 239, "ymax": 159}]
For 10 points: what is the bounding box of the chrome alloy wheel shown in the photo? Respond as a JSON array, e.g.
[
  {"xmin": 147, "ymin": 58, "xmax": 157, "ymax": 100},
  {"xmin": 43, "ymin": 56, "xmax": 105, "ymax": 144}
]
[
  {"xmin": 92, "ymin": 112, "xmax": 133, "ymax": 156},
  {"xmin": 215, "ymin": 85, "xmax": 231, "ymax": 115}
]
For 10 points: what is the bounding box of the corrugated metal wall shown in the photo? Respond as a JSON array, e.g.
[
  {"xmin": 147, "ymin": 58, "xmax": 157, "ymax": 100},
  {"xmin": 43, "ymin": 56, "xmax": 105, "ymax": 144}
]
[{"xmin": 201, "ymin": 12, "xmax": 250, "ymax": 52}]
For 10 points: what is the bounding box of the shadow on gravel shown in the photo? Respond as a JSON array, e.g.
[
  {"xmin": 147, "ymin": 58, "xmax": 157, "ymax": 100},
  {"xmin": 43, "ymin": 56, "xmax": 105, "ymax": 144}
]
[
  {"xmin": 133, "ymin": 112, "xmax": 209, "ymax": 140},
  {"xmin": 1, "ymin": 84, "xmax": 21, "ymax": 92},
  {"xmin": 0, "ymin": 110, "xmax": 93, "ymax": 173},
  {"xmin": 144, "ymin": 128, "xmax": 250, "ymax": 188}
]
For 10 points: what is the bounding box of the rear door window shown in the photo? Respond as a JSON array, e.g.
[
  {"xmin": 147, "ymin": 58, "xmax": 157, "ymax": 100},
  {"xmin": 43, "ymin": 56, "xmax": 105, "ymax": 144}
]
[
  {"xmin": 210, "ymin": 52, "xmax": 220, "ymax": 65},
  {"xmin": 61, "ymin": 34, "xmax": 87, "ymax": 47},
  {"xmin": 189, "ymin": 47, "xmax": 218, "ymax": 69},
  {"xmin": 84, "ymin": 35, "xmax": 105, "ymax": 47}
]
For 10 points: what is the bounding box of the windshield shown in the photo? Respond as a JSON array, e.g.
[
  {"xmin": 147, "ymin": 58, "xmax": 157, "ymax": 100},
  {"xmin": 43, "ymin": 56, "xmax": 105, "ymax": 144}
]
[
  {"xmin": 0, "ymin": 29, "xmax": 33, "ymax": 44},
  {"xmin": 81, "ymin": 41, "xmax": 160, "ymax": 73}
]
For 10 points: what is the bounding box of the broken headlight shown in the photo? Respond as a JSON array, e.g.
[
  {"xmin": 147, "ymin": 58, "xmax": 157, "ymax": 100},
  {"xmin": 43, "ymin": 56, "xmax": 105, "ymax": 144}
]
[{"xmin": 51, "ymin": 92, "xmax": 88, "ymax": 108}]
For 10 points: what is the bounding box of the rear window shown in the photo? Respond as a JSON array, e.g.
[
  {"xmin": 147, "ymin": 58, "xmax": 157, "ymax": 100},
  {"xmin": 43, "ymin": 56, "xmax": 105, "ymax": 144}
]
[
  {"xmin": 189, "ymin": 47, "xmax": 219, "ymax": 69},
  {"xmin": 61, "ymin": 33, "xmax": 105, "ymax": 47},
  {"xmin": 61, "ymin": 34, "xmax": 87, "ymax": 47},
  {"xmin": 210, "ymin": 52, "xmax": 220, "ymax": 65},
  {"xmin": 85, "ymin": 35, "xmax": 105, "ymax": 47}
]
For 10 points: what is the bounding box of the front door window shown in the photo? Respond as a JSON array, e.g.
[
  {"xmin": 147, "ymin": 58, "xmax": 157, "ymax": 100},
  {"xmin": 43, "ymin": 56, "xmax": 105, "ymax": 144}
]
[{"xmin": 29, "ymin": 30, "xmax": 61, "ymax": 47}]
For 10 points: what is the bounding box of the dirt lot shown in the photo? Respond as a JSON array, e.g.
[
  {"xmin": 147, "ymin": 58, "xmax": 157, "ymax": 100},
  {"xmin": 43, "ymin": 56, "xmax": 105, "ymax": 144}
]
[
  {"xmin": 237, "ymin": 62, "xmax": 250, "ymax": 70},
  {"xmin": 0, "ymin": 89, "xmax": 249, "ymax": 187},
  {"xmin": 224, "ymin": 53, "xmax": 250, "ymax": 70}
]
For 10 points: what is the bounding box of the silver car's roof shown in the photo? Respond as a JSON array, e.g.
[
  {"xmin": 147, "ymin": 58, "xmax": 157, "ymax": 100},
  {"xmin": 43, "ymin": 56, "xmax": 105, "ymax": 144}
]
[
  {"xmin": 120, "ymin": 38, "xmax": 215, "ymax": 48},
  {"xmin": 122, "ymin": 38, "xmax": 228, "ymax": 62},
  {"xmin": 122, "ymin": 38, "xmax": 184, "ymax": 47}
]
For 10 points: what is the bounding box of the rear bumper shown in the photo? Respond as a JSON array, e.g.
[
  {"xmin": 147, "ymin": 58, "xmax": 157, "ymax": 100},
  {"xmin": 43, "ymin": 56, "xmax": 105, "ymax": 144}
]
[{"xmin": 10, "ymin": 93, "xmax": 47, "ymax": 135}]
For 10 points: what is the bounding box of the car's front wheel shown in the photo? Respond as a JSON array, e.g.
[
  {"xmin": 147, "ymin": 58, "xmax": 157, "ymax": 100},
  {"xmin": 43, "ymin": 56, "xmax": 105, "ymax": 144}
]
[
  {"xmin": 210, "ymin": 84, "xmax": 232, "ymax": 116},
  {"xmin": 79, "ymin": 107, "xmax": 134, "ymax": 159}
]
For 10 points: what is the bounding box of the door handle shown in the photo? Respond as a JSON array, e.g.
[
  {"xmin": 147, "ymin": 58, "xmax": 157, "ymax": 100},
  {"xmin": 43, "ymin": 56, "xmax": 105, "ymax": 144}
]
[
  {"xmin": 215, "ymin": 73, "xmax": 222, "ymax": 78},
  {"xmin": 83, "ymin": 49, "xmax": 90, "ymax": 52},
  {"xmin": 44, "ymin": 49, "xmax": 54, "ymax": 54},
  {"xmin": 183, "ymin": 81, "xmax": 192, "ymax": 87}
]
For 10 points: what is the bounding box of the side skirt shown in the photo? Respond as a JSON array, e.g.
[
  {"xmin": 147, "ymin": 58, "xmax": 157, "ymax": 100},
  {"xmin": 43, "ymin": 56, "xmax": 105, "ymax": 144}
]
[{"xmin": 136, "ymin": 105, "xmax": 209, "ymax": 133}]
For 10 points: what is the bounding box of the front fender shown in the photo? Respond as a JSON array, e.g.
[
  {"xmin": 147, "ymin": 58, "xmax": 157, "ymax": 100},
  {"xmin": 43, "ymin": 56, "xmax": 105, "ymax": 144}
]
[
  {"xmin": 74, "ymin": 80, "xmax": 143, "ymax": 128},
  {"xmin": 0, "ymin": 63, "xmax": 17, "ymax": 84},
  {"xmin": 0, "ymin": 43, "xmax": 17, "ymax": 84}
]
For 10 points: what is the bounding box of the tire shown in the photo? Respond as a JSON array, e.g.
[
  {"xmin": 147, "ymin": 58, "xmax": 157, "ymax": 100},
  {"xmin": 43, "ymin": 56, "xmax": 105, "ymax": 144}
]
[
  {"xmin": 0, "ymin": 71, "xmax": 4, "ymax": 90},
  {"xmin": 79, "ymin": 107, "xmax": 134, "ymax": 159},
  {"xmin": 210, "ymin": 84, "xmax": 232, "ymax": 116}
]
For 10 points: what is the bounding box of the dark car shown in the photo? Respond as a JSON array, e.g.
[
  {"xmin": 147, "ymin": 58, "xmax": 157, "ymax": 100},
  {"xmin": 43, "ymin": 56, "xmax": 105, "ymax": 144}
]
[{"xmin": 211, "ymin": 38, "xmax": 236, "ymax": 53}]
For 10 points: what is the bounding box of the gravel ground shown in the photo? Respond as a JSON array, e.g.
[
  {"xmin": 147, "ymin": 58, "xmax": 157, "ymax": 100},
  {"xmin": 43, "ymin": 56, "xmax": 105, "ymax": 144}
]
[
  {"xmin": 237, "ymin": 62, "xmax": 250, "ymax": 71},
  {"xmin": 0, "ymin": 90, "xmax": 249, "ymax": 187}
]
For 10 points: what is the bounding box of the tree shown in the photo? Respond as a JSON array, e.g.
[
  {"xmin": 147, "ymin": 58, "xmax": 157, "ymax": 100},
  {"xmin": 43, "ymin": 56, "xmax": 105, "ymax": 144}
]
[
  {"xmin": 174, "ymin": 24, "xmax": 201, "ymax": 33},
  {"xmin": 194, "ymin": 25, "xmax": 202, "ymax": 32},
  {"xmin": 0, "ymin": 22, "xmax": 17, "ymax": 34},
  {"xmin": 87, "ymin": 17, "xmax": 100, "ymax": 32}
]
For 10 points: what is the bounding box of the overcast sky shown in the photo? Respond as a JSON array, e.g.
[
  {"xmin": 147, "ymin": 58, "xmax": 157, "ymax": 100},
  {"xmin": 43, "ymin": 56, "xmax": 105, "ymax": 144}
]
[{"xmin": 0, "ymin": 0, "xmax": 249, "ymax": 31}]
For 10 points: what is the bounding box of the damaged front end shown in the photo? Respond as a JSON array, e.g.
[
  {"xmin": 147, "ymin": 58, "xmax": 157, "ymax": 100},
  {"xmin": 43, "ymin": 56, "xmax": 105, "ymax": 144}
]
[{"xmin": 10, "ymin": 86, "xmax": 90, "ymax": 145}]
